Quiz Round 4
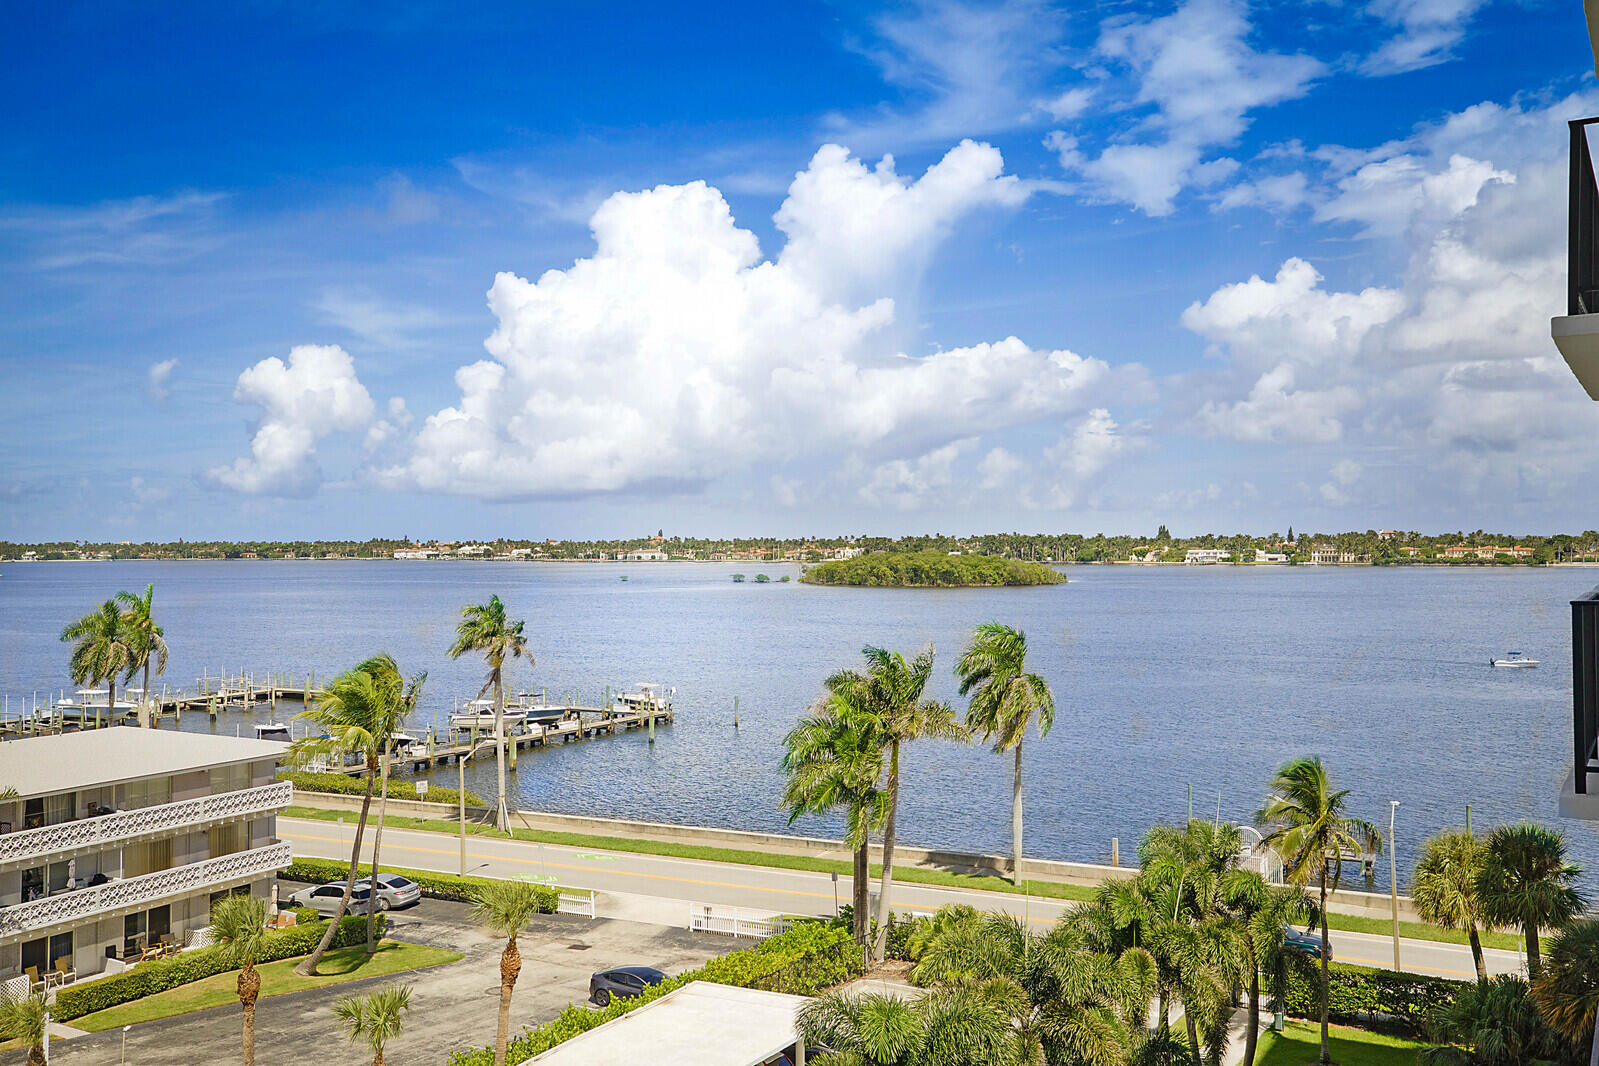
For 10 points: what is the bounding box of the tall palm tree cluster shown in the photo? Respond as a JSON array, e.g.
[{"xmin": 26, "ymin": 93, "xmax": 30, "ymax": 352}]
[
  {"xmin": 783, "ymin": 623, "xmax": 1052, "ymax": 964},
  {"xmin": 59, "ymin": 583, "xmax": 168, "ymax": 727}
]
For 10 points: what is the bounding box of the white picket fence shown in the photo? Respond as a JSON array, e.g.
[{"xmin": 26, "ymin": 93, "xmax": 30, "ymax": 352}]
[
  {"xmin": 688, "ymin": 903, "xmax": 791, "ymax": 939},
  {"xmin": 558, "ymin": 889, "xmax": 596, "ymax": 919}
]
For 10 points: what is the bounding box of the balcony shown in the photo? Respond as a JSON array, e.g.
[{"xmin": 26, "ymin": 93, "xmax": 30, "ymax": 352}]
[
  {"xmin": 0, "ymin": 782, "xmax": 293, "ymax": 872},
  {"xmin": 1562, "ymin": 586, "xmax": 1599, "ymax": 819},
  {"xmin": 0, "ymin": 841, "xmax": 292, "ymax": 941}
]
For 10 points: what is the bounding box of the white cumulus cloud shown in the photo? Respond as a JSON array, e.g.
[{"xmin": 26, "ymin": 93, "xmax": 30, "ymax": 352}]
[
  {"xmin": 391, "ymin": 141, "xmax": 1138, "ymax": 501},
  {"xmin": 207, "ymin": 344, "xmax": 375, "ymax": 496},
  {"xmin": 147, "ymin": 358, "xmax": 178, "ymax": 402}
]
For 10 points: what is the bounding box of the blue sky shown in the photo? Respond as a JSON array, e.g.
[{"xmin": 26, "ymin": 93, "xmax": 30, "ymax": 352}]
[{"xmin": 2, "ymin": 0, "xmax": 1593, "ymax": 541}]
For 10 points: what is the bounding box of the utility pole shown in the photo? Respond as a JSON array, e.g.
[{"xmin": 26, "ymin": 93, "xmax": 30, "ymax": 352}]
[{"xmin": 1389, "ymin": 800, "xmax": 1401, "ymax": 971}]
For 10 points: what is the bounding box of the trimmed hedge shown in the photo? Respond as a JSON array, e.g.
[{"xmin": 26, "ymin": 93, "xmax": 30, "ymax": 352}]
[
  {"xmin": 53, "ymin": 914, "xmax": 379, "ymax": 1021},
  {"xmin": 277, "ymin": 770, "xmax": 485, "ymax": 808},
  {"xmin": 446, "ymin": 921, "xmax": 863, "ymax": 1066},
  {"xmin": 1284, "ymin": 958, "xmax": 1466, "ymax": 1036},
  {"xmin": 281, "ymin": 858, "xmax": 560, "ymax": 913}
]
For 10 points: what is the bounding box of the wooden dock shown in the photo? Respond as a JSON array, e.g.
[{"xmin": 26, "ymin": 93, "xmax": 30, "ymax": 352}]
[{"xmin": 326, "ymin": 704, "xmax": 676, "ymax": 777}]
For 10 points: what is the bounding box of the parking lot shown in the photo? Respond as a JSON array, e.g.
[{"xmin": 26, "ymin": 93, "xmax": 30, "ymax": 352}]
[{"xmin": 35, "ymin": 899, "xmax": 727, "ymax": 1066}]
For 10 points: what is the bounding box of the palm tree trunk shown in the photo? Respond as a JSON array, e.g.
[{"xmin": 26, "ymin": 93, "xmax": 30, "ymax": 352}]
[
  {"xmin": 1011, "ymin": 738, "xmax": 1024, "ymax": 886},
  {"xmin": 239, "ymin": 960, "xmax": 259, "ymax": 1066},
  {"xmin": 1159, "ymin": 990, "xmax": 1170, "ymax": 1033},
  {"xmin": 494, "ymin": 671, "xmax": 509, "ymax": 833},
  {"xmin": 1467, "ymin": 922, "xmax": 1487, "ymax": 985},
  {"xmin": 1183, "ymin": 1001, "xmax": 1202, "ymax": 1066},
  {"xmin": 1243, "ymin": 966, "xmax": 1260, "ymax": 1066},
  {"xmin": 494, "ymin": 933, "xmax": 521, "ymax": 1066},
  {"xmin": 1319, "ymin": 870, "xmax": 1331, "ymax": 1066},
  {"xmin": 871, "ymin": 740, "xmax": 900, "ymax": 964},
  {"xmin": 297, "ymin": 761, "xmax": 375, "ymax": 975},
  {"xmin": 373, "ymin": 1050, "xmax": 386, "ymax": 1066},
  {"xmin": 241, "ymin": 1000, "xmax": 256, "ymax": 1066},
  {"xmin": 108, "ymin": 678, "xmax": 117, "ymax": 728},
  {"xmin": 141, "ymin": 660, "xmax": 152, "ymax": 728},
  {"xmin": 853, "ymin": 840, "xmax": 869, "ymax": 947},
  {"xmin": 1526, "ymin": 920, "xmax": 1542, "ymax": 983},
  {"xmin": 367, "ymin": 749, "xmax": 390, "ymax": 954},
  {"xmin": 27, "ymin": 1042, "xmax": 44, "ymax": 1066}
]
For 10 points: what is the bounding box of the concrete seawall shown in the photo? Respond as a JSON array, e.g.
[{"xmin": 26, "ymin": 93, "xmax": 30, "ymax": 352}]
[{"xmin": 295, "ymin": 789, "xmax": 1423, "ymax": 921}]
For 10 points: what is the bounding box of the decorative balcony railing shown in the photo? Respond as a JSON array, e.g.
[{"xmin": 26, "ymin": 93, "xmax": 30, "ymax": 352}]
[
  {"xmin": 0, "ymin": 842, "xmax": 292, "ymax": 940},
  {"xmin": 0, "ymin": 781, "xmax": 293, "ymax": 870}
]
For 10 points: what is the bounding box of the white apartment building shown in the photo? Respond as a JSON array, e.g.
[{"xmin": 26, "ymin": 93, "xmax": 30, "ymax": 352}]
[
  {"xmin": 1183, "ymin": 548, "xmax": 1232, "ymax": 564},
  {"xmin": 0, "ymin": 728, "xmax": 292, "ymax": 987}
]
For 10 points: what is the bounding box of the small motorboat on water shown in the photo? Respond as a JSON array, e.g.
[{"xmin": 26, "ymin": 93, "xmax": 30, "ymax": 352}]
[
  {"xmin": 612, "ymin": 683, "xmax": 673, "ymax": 713},
  {"xmin": 254, "ymin": 722, "xmax": 293, "ymax": 742},
  {"xmin": 1491, "ymin": 652, "xmax": 1539, "ymax": 668},
  {"xmin": 449, "ymin": 698, "xmax": 529, "ymax": 731}
]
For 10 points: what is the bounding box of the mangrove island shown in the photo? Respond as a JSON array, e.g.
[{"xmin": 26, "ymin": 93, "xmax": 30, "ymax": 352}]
[{"xmin": 799, "ymin": 551, "xmax": 1066, "ymax": 588}]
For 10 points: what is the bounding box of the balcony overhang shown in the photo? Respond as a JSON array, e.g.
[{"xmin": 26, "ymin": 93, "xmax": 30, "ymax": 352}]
[
  {"xmin": 0, "ymin": 841, "xmax": 292, "ymax": 943},
  {"xmin": 1553, "ymin": 315, "xmax": 1599, "ymax": 399},
  {"xmin": 0, "ymin": 781, "xmax": 293, "ymax": 873}
]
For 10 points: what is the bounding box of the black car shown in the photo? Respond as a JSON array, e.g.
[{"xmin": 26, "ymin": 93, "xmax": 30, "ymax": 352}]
[{"xmin": 589, "ymin": 965, "xmax": 667, "ymax": 1006}]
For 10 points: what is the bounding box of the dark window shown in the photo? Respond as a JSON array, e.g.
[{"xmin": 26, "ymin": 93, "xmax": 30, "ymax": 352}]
[
  {"xmin": 20, "ymin": 938, "xmax": 46, "ymax": 974},
  {"xmin": 48, "ymin": 932, "xmax": 71, "ymax": 967}
]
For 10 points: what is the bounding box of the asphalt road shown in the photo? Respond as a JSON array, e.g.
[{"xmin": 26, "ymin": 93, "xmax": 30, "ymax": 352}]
[{"xmin": 281, "ymin": 816, "xmax": 1524, "ymax": 982}]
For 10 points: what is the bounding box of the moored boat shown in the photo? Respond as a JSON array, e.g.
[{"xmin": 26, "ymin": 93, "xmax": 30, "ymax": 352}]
[{"xmin": 1491, "ymin": 651, "xmax": 1539, "ymax": 668}]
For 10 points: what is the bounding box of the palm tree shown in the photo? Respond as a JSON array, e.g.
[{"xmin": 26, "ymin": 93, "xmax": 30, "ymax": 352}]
[
  {"xmin": 1414, "ymin": 828, "xmax": 1493, "ymax": 984},
  {"xmin": 1533, "ymin": 918, "xmax": 1599, "ymax": 1053},
  {"xmin": 60, "ymin": 598, "xmax": 134, "ymax": 724},
  {"xmin": 1422, "ymin": 975, "xmax": 1576, "ymax": 1066},
  {"xmin": 1223, "ymin": 872, "xmax": 1317, "ymax": 1066},
  {"xmin": 1257, "ymin": 757, "xmax": 1381, "ymax": 1066},
  {"xmin": 359, "ymin": 656, "xmax": 425, "ymax": 955},
  {"xmin": 116, "ymin": 583, "xmax": 168, "ymax": 728},
  {"xmin": 471, "ymin": 879, "xmax": 542, "ymax": 1066},
  {"xmin": 209, "ymin": 893, "xmax": 269, "ymax": 1066},
  {"xmin": 955, "ymin": 623, "xmax": 1055, "ymax": 886},
  {"xmin": 1476, "ymin": 823, "xmax": 1586, "ymax": 983},
  {"xmin": 448, "ymin": 596, "xmax": 530, "ymax": 832},
  {"xmin": 780, "ymin": 690, "xmax": 885, "ymax": 948},
  {"xmin": 334, "ymin": 982, "xmax": 413, "ymax": 1066},
  {"xmin": 829, "ymin": 645, "xmax": 964, "ymax": 963},
  {"xmin": 0, "ymin": 988, "xmax": 50, "ymax": 1066},
  {"xmin": 909, "ymin": 908, "xmax": 1152, "ymax": 1066},
  {"xmin": 290, "ymin": 654, "xmax": 410, "ymax": 975},
  {"xmin": 798, "ymin": 985, "xmax": 1029, "ymax": 1066}
]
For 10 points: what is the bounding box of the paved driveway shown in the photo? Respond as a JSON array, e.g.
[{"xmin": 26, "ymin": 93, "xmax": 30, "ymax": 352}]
[{"xmin": 32, "ymin": 899, "xmax": 724, "ymax": 1066}]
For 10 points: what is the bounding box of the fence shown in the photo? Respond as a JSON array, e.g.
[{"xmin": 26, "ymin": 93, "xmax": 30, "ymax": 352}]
[
  {"xmin": 558, "ymin": 889, "xmax": 596, "ymax": 919},
  {"xmin": 688, "ymin": 903, "xmax": 792, "ymax": 939}
]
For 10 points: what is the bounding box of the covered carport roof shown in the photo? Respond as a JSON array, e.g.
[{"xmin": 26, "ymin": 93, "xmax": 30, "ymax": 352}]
[{"xmin": 522, "ymin": 981, "xmax": 809, "ymax": 1066}]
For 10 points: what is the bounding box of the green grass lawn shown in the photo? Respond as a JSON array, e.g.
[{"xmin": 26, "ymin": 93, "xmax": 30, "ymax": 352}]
[
  {"xmin": 1254, "ymin": 1020, "xmax": 1426, "ymax": 1066},
  {"xmin": 70, "ymin": 940, "xmax": 462, "ymax": 1033},
  {"xmin": 283, "ymin": 802, "xmax": 1515, "ymax": 948}
]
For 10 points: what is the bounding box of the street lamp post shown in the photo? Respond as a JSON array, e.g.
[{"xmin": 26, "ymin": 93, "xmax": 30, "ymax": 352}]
[
  {"xmin": 121, "ymin": 1024, "xmax": 131, "ymax": 1066},
  {"xmin": 1389, "ymin": 800, "xmax": 1401, "ymax": 971},
  {"xmin": 458, "ymin": 739, "xmax": 495, "ymax": 876}
]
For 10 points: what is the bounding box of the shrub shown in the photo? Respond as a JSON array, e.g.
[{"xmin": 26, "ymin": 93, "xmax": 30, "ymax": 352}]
[
  {"xmin": 445, "ymin": 921, "xmax": 863, "ymax": 1066},
  {"xmin": 281, "ymin": 858, "xmax": 559, "ymax": 913},
  {"xmin": 277, "ymin": 770, "xmax": 485, "ymax": 808},
  {"xmin": 1283, "ymin": 958, "xmax": 1466, "ymax": 1036},
  {"xmin": 53, "ymin": 914, "xmax": 377, "ymax": 1020}
]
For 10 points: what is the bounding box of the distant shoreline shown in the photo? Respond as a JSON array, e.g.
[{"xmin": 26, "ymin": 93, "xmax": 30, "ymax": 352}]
[{"xmin": 9, "ymin": 557, "xmax": 1599, "ymax": 568}]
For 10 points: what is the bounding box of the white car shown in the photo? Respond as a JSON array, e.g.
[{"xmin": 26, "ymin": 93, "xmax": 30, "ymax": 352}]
[
  {"xmin": 287, "ymin": 881, "xmax": 377, "ymax": 918},
  {"xmin": 355, "ymin": 873, "xmax": 422, "ymax": 911}
]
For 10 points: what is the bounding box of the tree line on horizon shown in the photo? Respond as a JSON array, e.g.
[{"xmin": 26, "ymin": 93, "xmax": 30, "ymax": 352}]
[{"xmin": 9, "ymin": 526, "xmax": 1599, "ymax": 564}]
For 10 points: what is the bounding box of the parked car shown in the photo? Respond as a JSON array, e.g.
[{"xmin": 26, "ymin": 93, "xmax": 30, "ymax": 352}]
[
  {"xmin": 287, "ymin": 881, "xmax": 377, "ymax": 918},
  {"xmin": 589, "ymin": 965, "xmax": 667, "ymax": 1007},
  {"xmin": 355, "ymin": 873, "xmax": 422, "ymax": 911},
  {"xmin": 1284, "ymin": 926, "xmax": 1328, "ymax": 960}
]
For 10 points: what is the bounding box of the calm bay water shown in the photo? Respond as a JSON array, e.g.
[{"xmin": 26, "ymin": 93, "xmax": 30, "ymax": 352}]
[{"xmin": 3, "ymin": 559, "xmax": 1596, "ymax": 891}]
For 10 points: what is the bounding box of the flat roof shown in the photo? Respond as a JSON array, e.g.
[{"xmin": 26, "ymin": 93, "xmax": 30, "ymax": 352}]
[
  {"xmin": 0, "ymin": 727, "xmax": 289, "ymax": 798},
  {"xmin": 523, "ymin": 982, "xmax": 806, "ymax": 1066}
]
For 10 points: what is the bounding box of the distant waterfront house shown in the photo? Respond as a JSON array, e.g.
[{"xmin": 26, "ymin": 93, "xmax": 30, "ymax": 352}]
[
  {"xmin": 393, "ymin": 549, "xmax": 438, "ymax": 560},
  {"xmin": 1254, "ymin": 549, "xmax": 1288, "ymax": 563},
  {"xmin": 1309, "ymin": 545, "xmax": 1368, "ymax": 565},
  {"xmin": 1441, "ymin": 544, "xmax": 1529, "ymax": 561},
  {"xmin": 1399, "ymin": 546, "xmax": 1425, "ymax": 557},
  {"xmin": 0, "ymin": 728, "xmax": 291, "ymax": 986},
  {"xmin": 1377, "ymin": 530, "xmax": 1400, "ymax": 540},
  {"xmin": 1183, "ymin": 548, "xmax": 1231, "ymax": 564},
  {"xmin": 624, "ymin": 548, "xmax": 668, "ymax": 561},
  {"xmin": 456, "ymin": 544, "xmax": 492, "ymax": 557}
]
